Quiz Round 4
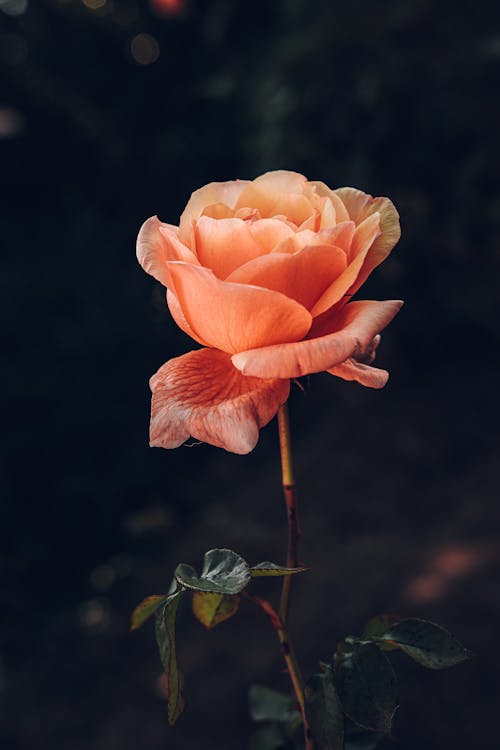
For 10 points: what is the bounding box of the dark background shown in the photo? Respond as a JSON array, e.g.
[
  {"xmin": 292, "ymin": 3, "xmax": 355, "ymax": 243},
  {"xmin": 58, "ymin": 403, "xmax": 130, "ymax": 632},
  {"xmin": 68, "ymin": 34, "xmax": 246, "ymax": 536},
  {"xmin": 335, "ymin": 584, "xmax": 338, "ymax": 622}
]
[{"xmin": 2, "ymin": 0, "xmax": 500, "ymax": 748}]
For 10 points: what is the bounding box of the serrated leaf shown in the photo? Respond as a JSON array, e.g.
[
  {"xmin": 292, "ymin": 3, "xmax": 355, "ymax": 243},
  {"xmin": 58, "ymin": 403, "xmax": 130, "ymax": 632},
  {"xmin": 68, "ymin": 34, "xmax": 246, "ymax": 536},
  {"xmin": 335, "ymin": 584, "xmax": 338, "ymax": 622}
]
[
  {"xmin": 305, "ymin": 668, "xmax": 344, "ymax": 750},
  {"xmin": 155, "ymin": 590, "xmax": 184, "ymax": 725},
  {"xmin": 130, "ymin": 594, "xmax": 166, "ymax": 631},
  {"xmin": 250, "ymin": 562, "xmax": 309, "ymax": 577},
  {"xmin": 375, "ymin": 618, "xmax": 470, "ymax": 669},
  {"xmin": 334, "ymin": 643, "xmax": 398, "ymax": 734},
  {"xmin": 344, "ymin": 718, "xmax": 384, "ymax": 750},
  {"xmin": 192, "ymin": 591, "xmax": 240, "ymax": 629},
  {"xmin": 248, "ymin": 724, "xmax": 289, "ymax": 750},
  {"xmin": 249, "ymin": 685, "xmax": 298, "ymax": 724},
  {"xmin": 175, "ymin": 548, "xmax": 251, "ymax": 594}
]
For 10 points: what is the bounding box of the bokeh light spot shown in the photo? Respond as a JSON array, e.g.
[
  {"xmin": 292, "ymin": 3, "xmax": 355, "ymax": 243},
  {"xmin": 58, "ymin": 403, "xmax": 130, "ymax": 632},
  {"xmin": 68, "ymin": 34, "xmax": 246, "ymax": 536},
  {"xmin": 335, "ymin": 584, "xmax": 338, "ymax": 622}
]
[{"xmin": 130, "ymin": 33, "xmax": 160, "ymax": 66}]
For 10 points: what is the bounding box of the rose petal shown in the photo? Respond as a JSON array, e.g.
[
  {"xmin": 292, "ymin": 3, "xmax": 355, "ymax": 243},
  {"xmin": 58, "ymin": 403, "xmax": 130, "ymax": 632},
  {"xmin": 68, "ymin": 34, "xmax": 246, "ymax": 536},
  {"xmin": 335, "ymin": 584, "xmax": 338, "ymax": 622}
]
[
  {"xmin": 231, "ymin": 300, "xmax": 403, "ymax": 379},
  {"xmin": 226, "ymin": 244, "xmax": 347, "ymax": 311},
  {"xmin": 253, "ymin": 170, "xmax": 308, "ymax": 193},
  {"xmin": 178, "ymin": 180, "xmax": 249, "ymax": 245},
  {"xmin": 168, "ymin": 261, "xmax": 312, "ymax": 353},
  {"xmin": 334, "ymin": 188, "xmax": 401, "ymax": 293},
  {"xmin": 310, "ymin": 213, "xmax": 381, "ymax": 316},
  {"xmin": 149, "ymin": 348, "xmax": 290, "ymax": 454},
  {"xmin": 166, "ymin": 289, "xmax": 209, "ymax": 346},
  {"xmin": 248, "ymin": 219, "xmax": 296, "ymax": 252},
  {"xmin": 194, "ymin": 216, "xmax": 266, "ymax": 279},
  {"xmin": 308, "ymin": 181, "xmax": 351, "ymax": 223},
  {"xmin": 327, "ymin": 359, "xmax": 389, "ymax": 388},
  {"xmin": 137, "ymin": 216, "xmax": 197, "ymax": 287}
]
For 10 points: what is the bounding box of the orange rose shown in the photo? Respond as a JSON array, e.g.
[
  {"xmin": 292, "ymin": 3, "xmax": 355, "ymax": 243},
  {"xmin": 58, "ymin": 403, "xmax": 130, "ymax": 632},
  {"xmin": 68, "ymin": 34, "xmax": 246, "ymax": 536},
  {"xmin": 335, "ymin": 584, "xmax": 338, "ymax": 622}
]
[{"xmin": 137, "ymin": 170, "xmax": 403, "ymax": 454}]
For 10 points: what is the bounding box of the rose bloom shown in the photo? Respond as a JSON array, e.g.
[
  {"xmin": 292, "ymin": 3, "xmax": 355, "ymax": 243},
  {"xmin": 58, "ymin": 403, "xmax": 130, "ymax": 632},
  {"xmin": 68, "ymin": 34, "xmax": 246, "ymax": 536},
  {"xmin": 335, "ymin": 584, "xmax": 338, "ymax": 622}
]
[{"xmin": 137, "ymin": 171, "xmax": 403, "ymax": 454}]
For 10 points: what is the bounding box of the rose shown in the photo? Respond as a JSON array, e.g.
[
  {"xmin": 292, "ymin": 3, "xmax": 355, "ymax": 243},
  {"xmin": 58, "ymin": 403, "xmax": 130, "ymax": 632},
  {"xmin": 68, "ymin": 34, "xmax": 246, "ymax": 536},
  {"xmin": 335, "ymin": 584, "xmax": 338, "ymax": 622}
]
[{"xmin": 137, "ymin": 170, "xmax": 403, "ymax": 454}]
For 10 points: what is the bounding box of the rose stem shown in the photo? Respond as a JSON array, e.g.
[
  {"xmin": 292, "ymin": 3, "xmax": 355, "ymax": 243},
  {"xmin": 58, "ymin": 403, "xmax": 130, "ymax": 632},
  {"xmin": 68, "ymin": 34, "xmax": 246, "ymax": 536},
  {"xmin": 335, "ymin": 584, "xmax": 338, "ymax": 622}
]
[
  {"xmin": 243, "ymin": 592, "xmax": 314, "ymax": 750},
  {"xmin": 277, "ymin": 402, "xmax": 301, "ymax": 625}
]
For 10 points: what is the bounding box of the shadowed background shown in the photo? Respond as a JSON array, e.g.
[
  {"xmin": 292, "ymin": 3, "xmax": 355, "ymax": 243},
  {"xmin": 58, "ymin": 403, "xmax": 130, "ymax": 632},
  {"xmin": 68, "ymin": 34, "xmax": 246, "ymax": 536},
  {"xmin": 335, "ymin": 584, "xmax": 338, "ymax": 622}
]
[{"xmin": 2, "ymin": 0, "xmax": 500, "ymax": 748}]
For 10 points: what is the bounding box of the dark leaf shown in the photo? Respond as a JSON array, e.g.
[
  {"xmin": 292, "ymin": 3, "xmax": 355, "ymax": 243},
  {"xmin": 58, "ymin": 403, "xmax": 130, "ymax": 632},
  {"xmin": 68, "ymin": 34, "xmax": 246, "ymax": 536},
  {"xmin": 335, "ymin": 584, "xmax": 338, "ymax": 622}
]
[
  {"xmin": 344, "ymin": 718, "xmax": 384, "ymax": 750},
  {"xmin": 155, "ymin": 590, "xmax": 185, "ymax": 725},
  {"xmin": 249, "ymin": 685, "xmax": 298, "ymax": 724},
  {"xmin": 305, "ymin": 668, "xmax": 344, "ymax": 750},
  {"xmin": 363, "ymin": 615, "xmax": 401, "ymax": 649},
  {"xmin": 250, "ymin": 562, "xmax": 310, "ymax": 578},
  {"xmin": 375, "ymin": 618, "xmax": 470, "ymax": 669},
  {"xmin": 192, "ymin": 591, "xmax": 240, "ymax": 629},
  {"xmin": 175, "ymin": 548, "xmax": 251, "ymax": 595},
  {"xmin": 130, "ymin": 594, "xmax": 166, "ymax": 631},
  {"xmin": 334, "ymin": 642, "xmax": 398, "ymax": 734}
]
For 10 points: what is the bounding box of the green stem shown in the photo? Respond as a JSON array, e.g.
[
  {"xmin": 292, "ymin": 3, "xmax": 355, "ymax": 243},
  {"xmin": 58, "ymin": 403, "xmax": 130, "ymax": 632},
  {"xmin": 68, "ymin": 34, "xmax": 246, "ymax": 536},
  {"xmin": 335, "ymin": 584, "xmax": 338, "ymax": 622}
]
[
  {"xmin": 244, "ymin": 593, "xmax": 314, "ymax": 750},
  {"xmin": 278, "ymin": 403, "xmax": 301, "ymax": 625}
]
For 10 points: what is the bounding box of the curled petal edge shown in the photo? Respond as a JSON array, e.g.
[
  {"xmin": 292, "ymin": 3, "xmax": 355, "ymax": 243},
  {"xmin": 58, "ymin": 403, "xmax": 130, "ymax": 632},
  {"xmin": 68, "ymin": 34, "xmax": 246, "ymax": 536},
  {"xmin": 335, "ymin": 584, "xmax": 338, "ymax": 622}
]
[{"xmin": 231, "ymin": 300, "xmax": 403, "ymax": 380}]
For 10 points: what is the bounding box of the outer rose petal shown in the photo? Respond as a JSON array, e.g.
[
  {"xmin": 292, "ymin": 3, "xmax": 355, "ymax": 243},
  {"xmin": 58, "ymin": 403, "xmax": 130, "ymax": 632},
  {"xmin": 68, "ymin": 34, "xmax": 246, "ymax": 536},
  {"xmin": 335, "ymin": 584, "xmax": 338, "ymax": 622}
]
[
  {"xmin": 178, "ymin": 180, "xmax": 249, "ymax": 246},
  {"xmin": 166, "ymin": 289, "xmax": 210, "ymax": 346},
  {"xmin": 310, "ymin": 213, "xmax": 381, "ymax": 316},
  {"xmin": 327, "ymin": 359, "xmax": 389, "ymax": 388},
  {"xmin": 226, "ymin": 244, "xmax": 347, "ymax": 311},
  {"xmin": 231, "ymin": 300, "xmax": 403, "ymax": 379},
  {"xmin": 149, "ymin": 348, "xmax": 290, "ymax": 454},
  {"xmin": 168, "ymin": 261, "xmax": 312, "ymax": 353},
  {"xmin": 334, "ymin": 187, "xmax": 401, "ymax": 294},
  {"xmin": 137, "ymin": 216, "xmax": 198, "ymax": 287},
  {"xmin": 194, "ymin": 216, "xmax": 266, "ymax": 278}
]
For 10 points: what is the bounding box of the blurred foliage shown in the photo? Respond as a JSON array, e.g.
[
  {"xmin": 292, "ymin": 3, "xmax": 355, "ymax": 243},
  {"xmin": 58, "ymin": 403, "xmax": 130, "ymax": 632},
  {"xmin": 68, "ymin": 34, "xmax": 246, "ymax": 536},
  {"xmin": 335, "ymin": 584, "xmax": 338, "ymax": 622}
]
[{"xmin": 1, "ymin": 1, "xmax": 499, "ymax": 749}]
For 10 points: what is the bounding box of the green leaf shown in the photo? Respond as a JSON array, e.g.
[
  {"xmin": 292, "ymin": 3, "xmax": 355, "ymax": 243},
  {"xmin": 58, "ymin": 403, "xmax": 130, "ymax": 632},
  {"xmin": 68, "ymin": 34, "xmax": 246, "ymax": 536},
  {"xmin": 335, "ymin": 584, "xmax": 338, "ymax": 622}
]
[
  {"xmin": 155, "ymin": 590, "xmax": 185, "ymax": 725},
  {"xmin": 344, "ymin": 718, "xmax": 384, "ymax": 750},
  {"xmin": 305, "ymin": 668, "xmax": 344, "ymax": 750},
  {"xmin": 334, "ymin": 642, "xmax": 398, "ymax": 734},
  {"xmin": 130, "ymin": 594, "xmax": 166, "ymax": 631},
  {"xmin": 363, "ymin": 615, "xmax": 399, "ymax": 638},
  {"xmin": 248, "ymin": 724, "xmax": 289, "ymax": 750},
  {"xmin": 250, "ymin": 562, "xmax": 309, "ymax": 578},
  {"xmin": 192, "ymin": 591, "xmax": 240, "ymax": 629},
  {"xmin": 374, "ymin": 618, "xmax": 470, "ymax": 669},
  {"xmin": 249, "ymin": 685, "xmax": 298, "ymax": 724},
  {"xmin": 175, "ymin": 548, "xmax": 251, "ymax": 595}
]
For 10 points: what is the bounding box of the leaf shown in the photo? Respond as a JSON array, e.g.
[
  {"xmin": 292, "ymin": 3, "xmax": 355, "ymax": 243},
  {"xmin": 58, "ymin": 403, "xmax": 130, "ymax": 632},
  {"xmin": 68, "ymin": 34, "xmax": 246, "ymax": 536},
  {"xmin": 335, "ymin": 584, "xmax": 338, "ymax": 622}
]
[
  {"xmin": 374, "ymin": 618, "xmax": 470, "ymax": 669},
  {"xmin": 130, "ymin": 594, "xmax": 166, "ymax": 631},
  {"xmin": 363, "ymin": 614, "xmax": 400, "ymax": 639},
  {"xmin": 155, "ymin": 590, "xmax": 185, "ymax": 725},
  {"xmin": 192, "ymin": 591, "xmax": 240, "ymax": 629},
  {"xmin": 250, "ymin": 562, "xmax": 310, "ymax": 578},
  {"xmin": 334, "ymin": 642, "xmax": 398, "ymax": 734},
  {"xmin": 305, "ymin": 668, "xmax": 344, "ymax": 750},
  {"xmin": 344, "ymin": 718, "xmax": 384, "ymax": 750},
  {"xmin": 175, "ymin": 548, "xmax": 251, "ymax": 595},
  {"xmin": 249, "ymin": 685, "xmax": 298, "ymax": 724},
  {"xmin": 248, "ymin": 724, "xmax": 289, "ymax": 750}
]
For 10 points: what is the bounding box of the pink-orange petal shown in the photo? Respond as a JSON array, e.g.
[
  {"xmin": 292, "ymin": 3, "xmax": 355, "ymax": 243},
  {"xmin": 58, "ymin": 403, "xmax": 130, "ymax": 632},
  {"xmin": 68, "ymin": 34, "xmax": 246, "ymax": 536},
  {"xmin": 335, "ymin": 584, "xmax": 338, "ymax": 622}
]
[
  {"xmin": 178, "ymin": 180, "xmax": 249, "ymax": 246},
  {"xmin": 168, "ymin": 261, "xmax": 312, "ymax": 354},
  {"xmin": 194, "ymin": 216, "xmax": 265, "ymax": 279},
  {"xmin": 231, "ymin": 299, "xmax": 403, "ymax": 379},
  {"xmin": 149, "ymin": 348, "xmax": 290, "ymax": 454},
  {"xmin": 136, "ymin": 217, "xmax": 199, "ymax": 289},
  {"xmin": 310, "ymin": 213, "xmax": 381, "ymax": 316},
  {"xmin": 248, "ymin": 219, "xmax": 297, "ymax": 252},
  {"xmin": 226, "ymin": 244, "xmax": 347, "ymax": 311},
  {"xmin": 327, "ymin": 359, "xmax": 389, "ymax": 388},
  {"xmin": 166, "ymin": 289, "xmax": 210, "ymax": 346},
  {"xmin": 334, "ymin": 188, "xmax": 401, "ymax": 293}
]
